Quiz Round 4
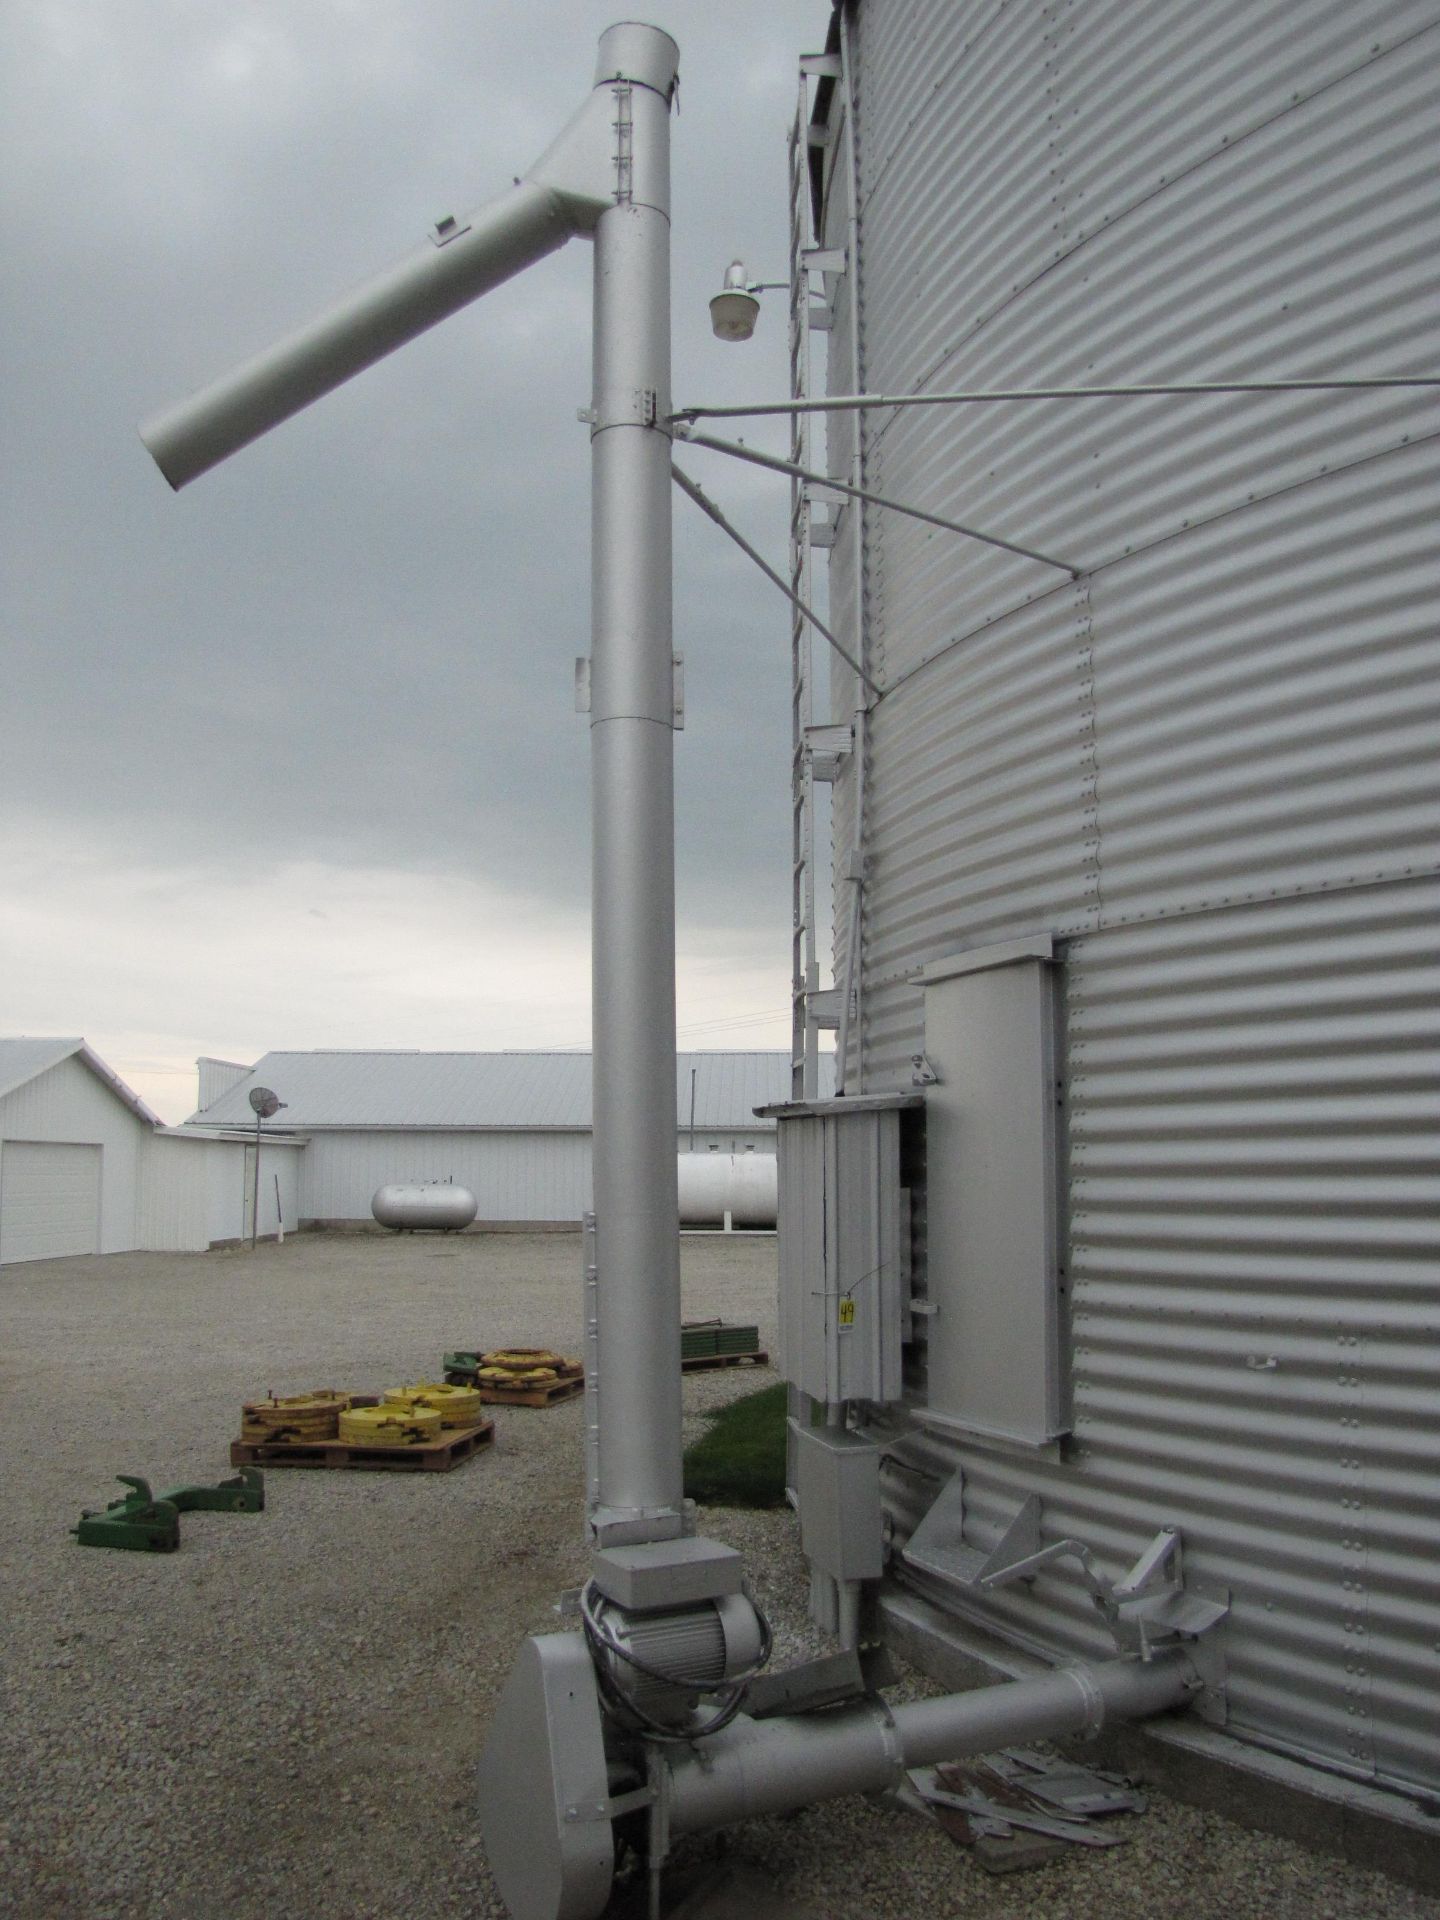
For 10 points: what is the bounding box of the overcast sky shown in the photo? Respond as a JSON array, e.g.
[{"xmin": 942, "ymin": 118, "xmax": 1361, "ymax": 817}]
[{"xmin": 1, "ymin": 1, "xmax": 832, "ymax": 1121}]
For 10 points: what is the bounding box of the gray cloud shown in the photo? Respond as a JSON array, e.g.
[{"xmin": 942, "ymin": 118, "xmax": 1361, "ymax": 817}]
[{"xmin": 2, "ymin": 1, "xmax": 828, "ymax": 1104}]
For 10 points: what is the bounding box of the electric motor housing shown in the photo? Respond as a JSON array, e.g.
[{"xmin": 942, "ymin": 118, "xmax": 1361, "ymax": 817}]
[{"xmin": 588, "ymin": 1591, "xmax": 764, "ymax": 1727}]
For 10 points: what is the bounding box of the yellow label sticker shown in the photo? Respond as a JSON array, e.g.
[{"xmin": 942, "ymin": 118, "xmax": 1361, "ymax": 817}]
[{"xmin": 838, "ymin": 1297, "xmax": 856, "ymax": 1328}]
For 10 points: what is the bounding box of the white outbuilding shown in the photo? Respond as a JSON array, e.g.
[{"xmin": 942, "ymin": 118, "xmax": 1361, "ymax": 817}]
[
  {"xmin": 0, "ymin": 1038, "xmax": 160, "ymax": 1263},
  {"xmin": 185, "ymin": 1050, "xmax": 826, "ymax": 1228},
  {"xmin": 0, "ymin": 1036, "xmax": 301, "ymax": 1264}
]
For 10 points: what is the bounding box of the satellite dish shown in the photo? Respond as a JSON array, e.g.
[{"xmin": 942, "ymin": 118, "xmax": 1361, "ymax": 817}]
[{"xmin": 248, "ymin": 1086, "xmax": 283, "ymax": 1119}]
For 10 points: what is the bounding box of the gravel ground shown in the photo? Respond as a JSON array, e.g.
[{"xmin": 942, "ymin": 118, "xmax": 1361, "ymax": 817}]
[{"xmin": 1, "ymin": 1231, "xmax": 1430, "ymax": 1920}]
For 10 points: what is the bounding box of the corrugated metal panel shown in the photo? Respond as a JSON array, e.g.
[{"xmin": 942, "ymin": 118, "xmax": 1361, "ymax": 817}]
[
  {"xmin": 0, "ymin": 1036, "xmax": 160, "ymax": 1125},
  {"xmin": 300, "ymin": 1128, "xmax": 779, "ymax": 1225},
  {"xmin": 824, "ymin": 0, "xmax": 1440, "ymax": 1089},
  {"xmin": 864, "ymin": 591, "xmax": 1101, "ymax": 945},
  {"xmin": 853, "ymin": 17, "xmax": 1440, "ymax": 678},
  {"xmin": 1067, "ymin": 881, "xmax": 1440, "ymax": 1789},
  {"xmin": 135, "ymin": 1134, "xmax": 214, "ymax": 1253},
  {"xmin": 858, "ymin": 2, "xmax": 1439, "ymax": 416},
  {"xmin": 196, "ymin": 1057, "xmax": 251, "ymax": 1111},
  {"xmin": 882, "ymin": 878, "xmax": 1440, "ymax": 1795},
  {"xmin": 858, "ymin": 0, "xmax": 1058, "ymax": 399},
  {"xmin": 809, "ymin": 0, "xmax": 1440, "ymax": 1805},
  {"xmin": 132, "ymin": 1133, "xmax": 302, "ymax": 1251},
  {"xmin": 1089, "ymin": 448, "xmax": 1440, "ymax": 923},
  {"xmin": 193, "ymin": 1050, "xmax": 593, "ymax": 1129},
  {"xmin": 192, "ymin": 1052, "xmax": 814, "ymax": 1133},
  {"xmin": 301, "ymin": 1129, "xmax": 595, "ymax": 1224},
  {"xmin": 0, "ymin": 1037, "xmax": 80, "ymax": 1101}
]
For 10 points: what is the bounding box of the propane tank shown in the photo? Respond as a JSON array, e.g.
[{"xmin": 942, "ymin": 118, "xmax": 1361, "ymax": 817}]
[
  {"xmin": 370, "ymin": 1182, "xmax": 478, "ymax": 1231},
  {"xmin": 676, "ymin": 1153, "xmax": 776, "ymax": 1227}
]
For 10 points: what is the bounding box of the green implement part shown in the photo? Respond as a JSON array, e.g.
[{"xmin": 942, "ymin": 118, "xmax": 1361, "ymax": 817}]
[
  {"xmin": 73, "ymin": 1467, "xmax": 266, "ymax": 1553},
  {"xmin": 682, "ymin": 1320, "xmax": 762, "ymax": 1360}
]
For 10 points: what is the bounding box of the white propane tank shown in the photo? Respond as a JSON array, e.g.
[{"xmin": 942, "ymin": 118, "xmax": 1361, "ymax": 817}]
[
  {"xmin": 371, "ymin": 1182, "xmax": 478, "ymax": 1232},
  {"xmin": 676, "ymin": 1153, "xmax": 776, "ymax": 1229}
]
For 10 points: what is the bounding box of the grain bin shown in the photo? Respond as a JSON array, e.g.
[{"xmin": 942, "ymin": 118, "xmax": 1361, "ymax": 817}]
[{"xmin": 770, "ymin": 0, "xmax": 1440, "ymax": 1825}]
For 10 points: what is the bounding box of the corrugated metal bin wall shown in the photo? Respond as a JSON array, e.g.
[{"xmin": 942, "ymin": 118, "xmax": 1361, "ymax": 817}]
[{"xmin": 812, "ymin": 0, "xmax": 1440, "ymax": 1800}]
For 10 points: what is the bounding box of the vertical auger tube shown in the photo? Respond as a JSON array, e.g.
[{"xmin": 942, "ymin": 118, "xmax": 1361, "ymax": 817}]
[
  {"xmin": 663, "ymin": 1652, "xmax": 1195, "ymax": 1835},
  {"xmin": 586, "ymin": 33, "xmax": 684, "ymax": 1537}
]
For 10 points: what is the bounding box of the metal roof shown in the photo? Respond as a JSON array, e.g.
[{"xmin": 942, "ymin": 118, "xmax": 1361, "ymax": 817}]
[
  {"xmin": 0, "ymin": 1036, "xmax": 162, "ymax": 1126},
  {"xmin": 188, "ymin": 1051, "xmax": 831, "ymax": 1131}
]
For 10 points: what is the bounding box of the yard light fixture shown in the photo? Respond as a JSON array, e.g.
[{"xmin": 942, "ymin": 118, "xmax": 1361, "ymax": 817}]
[
  {"xmin": 709, "ymin": 259, "xmax": 760, "ymax": 340},
  {"xmin": 708, "ymin": 258, "xmax": 788, "ymax": 342}
]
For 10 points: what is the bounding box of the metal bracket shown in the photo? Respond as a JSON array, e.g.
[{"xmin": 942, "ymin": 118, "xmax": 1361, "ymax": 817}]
[
  {"xmin": 429, "ymin": 213, "xmax": 471, "ymax": 248},
  {"xmin": 902, "ymin": 1474, "xmax": 1229, "ymax": 1663},
  {"xmin": 910, "ymin": 1052, "xmax": 939, "ymax": 1086},
  {"xmin": 902, "ymin": 1475, "xmax": 1042, "ymax": 1589},
  {"xmin": 804, "ymin": 722, "xmax": 852, "ymax": 782},
  {"xmin": 806, "ymin": 986, "xmax": 842, "ymax": 1031},
  {"xmin": 574, "ymin": 656, "xmax": 682, "ymax": 728},
  {"xmin": 745, "ymin": 1647, "xmax": 868, "ymax": 1720},
  {"xmin": 799, "ymin": 53, "xmax": 842, "ymax": 78},
  {"xmin": 564, "ymin": 1782, "xmax": 656, "ymax": 1824},
  {"xmin": 803, "ymin": 247, "xmax": 846, "ymax": 278},
  {"xmin": 1107, "ymin": 1528, "xmax": 1230, "ymax": 1659}
]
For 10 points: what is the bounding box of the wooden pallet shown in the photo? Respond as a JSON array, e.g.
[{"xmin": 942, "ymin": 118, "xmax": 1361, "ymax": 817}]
[
  {"xmin": 681, "ymin": 1349, "xmax": 769, "ymax": 1373},
  {"xmin": 477, "ymin": 1373, "xmax": 585, "ymax": 1409},
  {"xmin": 229, "ymin": 1417, "xmax": 494, "ymax": 1472}
]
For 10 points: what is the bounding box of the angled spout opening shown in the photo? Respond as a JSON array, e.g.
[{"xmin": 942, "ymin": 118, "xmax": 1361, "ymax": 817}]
[{"xmin": 138, "ymin": 26, "xmax": 677, "ymax": 491}]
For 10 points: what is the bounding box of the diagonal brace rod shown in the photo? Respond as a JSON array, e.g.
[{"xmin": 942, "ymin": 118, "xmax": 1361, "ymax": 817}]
[
  {"xmin": 676, "ymin": 427, "xmax": 1080, "ymax": 577},
  {"xmin": 671, "ymin": 463, "xmax": 881, "ymax": 697}
]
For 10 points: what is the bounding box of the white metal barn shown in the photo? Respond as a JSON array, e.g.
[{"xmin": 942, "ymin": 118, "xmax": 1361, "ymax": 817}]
[
  {"xmin": 0, "ymin": 1037, "xmax": 299, "ymax": 1263},
  {"xmin": 0, "ymin": 1038, "xmax": 160, "ymax": 1263},
  {"xmin": 187, "ymin": 1051, "xmax": 808, "ymax": 1227},
  {"xmin": 768, "ymin": 0, "xmax": 1440, "ymax": 1845}
]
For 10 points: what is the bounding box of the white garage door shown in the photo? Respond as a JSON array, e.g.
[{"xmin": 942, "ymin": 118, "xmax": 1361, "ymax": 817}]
[{"xmin": 0, "ymin": 1141, "xmax": 102, "ymax": 1264}]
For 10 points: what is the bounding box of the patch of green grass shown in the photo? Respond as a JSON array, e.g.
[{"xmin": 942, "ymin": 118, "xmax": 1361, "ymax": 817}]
[{"xmin": 682, "ymin": 1382, "xmax": 789, "ymax": 1509}]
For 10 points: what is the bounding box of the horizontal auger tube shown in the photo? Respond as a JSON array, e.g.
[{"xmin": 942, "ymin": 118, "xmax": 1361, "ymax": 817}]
[
  {"xmin": 140, "ymin": 180, "xmax": 571, "ymax": 489},
  {"xmin": 664, "ymin": 1652, "xmax": 1195, "ymax": 1835}
]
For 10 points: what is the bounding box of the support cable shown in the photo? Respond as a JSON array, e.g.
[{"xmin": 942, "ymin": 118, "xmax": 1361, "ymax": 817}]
[
  {"xmin": 672, "ymin": 375, "xmax": 1440, "ymax": 424},
  {"xmin": 671, "ymin": 463, "xmax": 881, "ymax": 697}
]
